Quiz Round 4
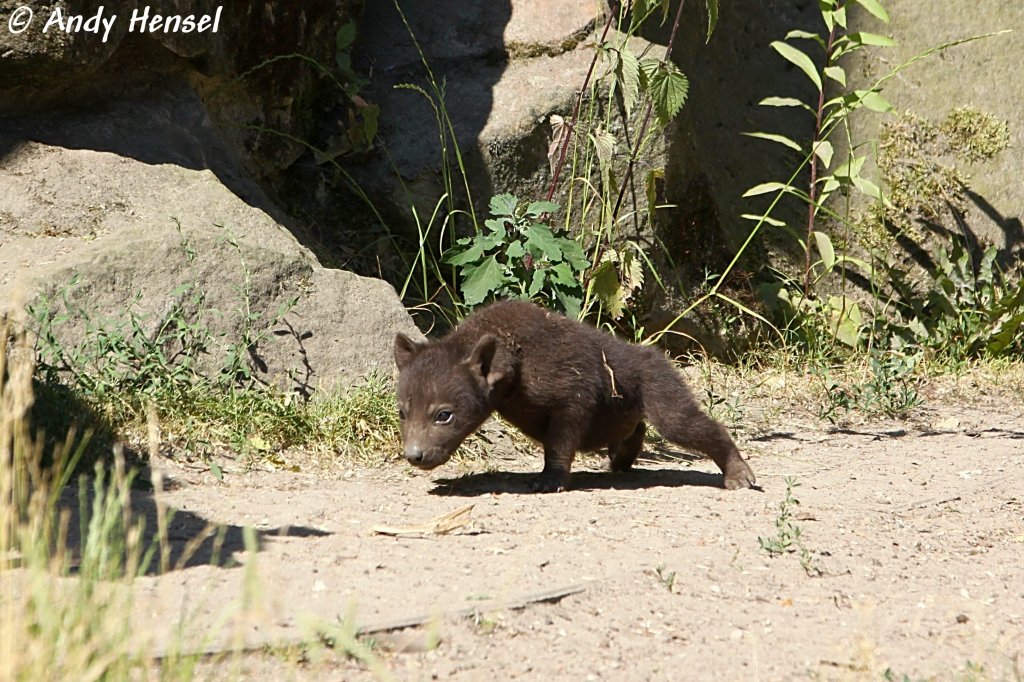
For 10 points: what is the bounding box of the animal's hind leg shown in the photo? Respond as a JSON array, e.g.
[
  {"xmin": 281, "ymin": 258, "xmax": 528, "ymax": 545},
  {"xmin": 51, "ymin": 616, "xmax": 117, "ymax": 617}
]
[
  {"xmin": 660, "ymin": 411, "xmax": 755, "ymax": 490},
  {"xmin": 609, "ymin": 421, "xmax": 646, "ymax": 472},
  {"xmin": 642, "ymin": 369, "xmax": 756, "ymax": 490}
]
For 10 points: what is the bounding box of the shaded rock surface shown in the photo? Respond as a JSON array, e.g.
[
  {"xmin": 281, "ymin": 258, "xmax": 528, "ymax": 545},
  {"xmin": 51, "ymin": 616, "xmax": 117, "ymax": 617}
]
[
  {"xmin": 352, "ymin": 0, "xmax": 667, "ymax": 234},
  {"xmin": 0, "ymin": 0, "xmax": 359, "ymax": 184}
]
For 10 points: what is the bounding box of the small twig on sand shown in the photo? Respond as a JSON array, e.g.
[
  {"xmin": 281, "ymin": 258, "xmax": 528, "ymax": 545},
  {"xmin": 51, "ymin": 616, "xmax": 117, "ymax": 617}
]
[
  {"xmin": 151, "ymin": 584, "xmax": 586, "ymax": 661},
  {"xmin": 896, "ymin": 495, "xmax": 961, "ymax": 512}
]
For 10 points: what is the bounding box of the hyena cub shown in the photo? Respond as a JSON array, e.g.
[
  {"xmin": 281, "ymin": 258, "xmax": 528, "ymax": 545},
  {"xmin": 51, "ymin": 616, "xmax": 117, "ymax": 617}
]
[{"xmin": 394, "ymin": 300, "xmax": 755, "ymax": 493}]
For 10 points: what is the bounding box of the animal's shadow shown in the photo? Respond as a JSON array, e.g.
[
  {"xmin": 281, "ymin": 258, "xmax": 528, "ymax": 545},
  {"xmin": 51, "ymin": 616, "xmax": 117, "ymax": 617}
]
[{"xmin": 429, "ymin": 454, "xmax": 743, "ymax": 497}]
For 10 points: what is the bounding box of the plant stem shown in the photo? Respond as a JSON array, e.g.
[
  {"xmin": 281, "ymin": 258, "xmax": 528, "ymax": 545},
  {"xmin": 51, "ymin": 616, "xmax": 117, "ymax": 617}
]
[
  {"xmin": 546, "ymin": 15, "xmax": 615, "ymax": 201},
  {"xmin": 803, "ymin": 18, "xmax": 839, "ymax": 296},
  {"xmin": 612, "ymin": 0, "xmax": 688, "ymax": 222}
]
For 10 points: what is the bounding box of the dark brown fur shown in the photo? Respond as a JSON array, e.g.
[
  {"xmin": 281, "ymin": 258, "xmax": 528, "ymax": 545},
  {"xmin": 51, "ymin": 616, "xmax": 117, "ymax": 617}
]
[{"xmin": 394, "ymin": 300, "xmax": 756, "ymax": 492}]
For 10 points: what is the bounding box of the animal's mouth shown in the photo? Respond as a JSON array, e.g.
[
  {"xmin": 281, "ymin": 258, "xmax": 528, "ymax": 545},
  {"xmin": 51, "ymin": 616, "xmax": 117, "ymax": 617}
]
[{"xmin": 406, "ymin": 450, "xmax": 454, "ymax": 470}]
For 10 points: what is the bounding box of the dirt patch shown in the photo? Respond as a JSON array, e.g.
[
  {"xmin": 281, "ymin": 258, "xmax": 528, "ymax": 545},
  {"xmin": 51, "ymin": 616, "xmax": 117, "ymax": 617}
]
[{"xmin": 119, "ymin": 400, "xmax": 1024, "ymax": 681}]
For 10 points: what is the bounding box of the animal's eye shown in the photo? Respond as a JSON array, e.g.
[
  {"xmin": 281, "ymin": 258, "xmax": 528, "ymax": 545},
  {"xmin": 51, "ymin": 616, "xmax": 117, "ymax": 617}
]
[
  {"xmin": 398, "ymin": 408, "xmax": 406, "ymax": 421},
  {"xmin": 434, "ymin": 410, "xmax": 454, "ymax": 425}
]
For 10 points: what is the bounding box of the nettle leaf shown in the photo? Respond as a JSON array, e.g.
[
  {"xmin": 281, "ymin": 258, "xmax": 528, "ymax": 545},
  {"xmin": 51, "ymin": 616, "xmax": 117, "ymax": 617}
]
[
  {"xmin": 645, "ymin": 167, "xmax": 665, "ymax": 222},
  {"xmin": 590, "ymin": 127, "xmax": 617, "ymax": 167},
  {"xmin": 770, "ymin": 41, "xmax": 822, "ymax": 91},
  {"xmin": 630, "ymin": 0, "xmax": 670, "ymax": 31},
  {"xmin": 650, "ymin": 65, "xmax": 689, "ymax": 125},
  {"xmin": 854, "ymin": 0, "xmax": 890, "ymax": 23},
  {"xmin": 617, "ymin": 48, "xmax": 642, "ymax": 115},
  {"xmin": 591, "ymin": 259, "xmax": 626, "ymax": 319},
  {"xmin": 525, "ymin": 200, "xmax": 559, "ymax": 218},
  {"xmin": 489, "ymin": 194, "xmax": 518, "ymax": 217},
  {"xmin": 638, "ymin": 57, "xmax": 661, "ymax": 89},
  {"xmin": 744, "ymin": 131, "xmax": 802, "ymax": 153},
  {"xmin": 524, "ymin": 224, "xmax": 564, "ymax": 261},
  {"xmin": 619, "ymin": 248, "xmax": 644, "ymax": 293},
  {"xmin": 461, "ymin": 256, "xmax": 508, "ymax": 306}
]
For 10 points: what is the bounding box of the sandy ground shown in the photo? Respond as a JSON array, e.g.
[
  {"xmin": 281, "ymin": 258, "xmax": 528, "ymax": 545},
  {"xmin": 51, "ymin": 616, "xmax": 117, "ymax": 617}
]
[{"xmin": 109, "ymin": 400, "xmax": 1024, "ymax": 682}]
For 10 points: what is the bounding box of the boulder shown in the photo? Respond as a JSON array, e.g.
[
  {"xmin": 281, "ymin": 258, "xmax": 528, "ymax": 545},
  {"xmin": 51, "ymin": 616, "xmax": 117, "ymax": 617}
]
[
  {"xmin": 351, "ymin": 0, "xmax": 669, "ymax": 236},
  {"xmin": 0, "ymin": 135, "xmax": 417, "ymax": 393}
]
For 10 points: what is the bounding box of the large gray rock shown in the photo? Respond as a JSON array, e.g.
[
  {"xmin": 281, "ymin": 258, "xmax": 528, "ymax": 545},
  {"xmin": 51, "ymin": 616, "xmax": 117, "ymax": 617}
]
[
  {"xmin": 352, "ymin": 0, "xmax": 668, "ymax": 236},
  {"xmin": 0, "ymin": 138, "xmax": 416, "ymax": 393}
]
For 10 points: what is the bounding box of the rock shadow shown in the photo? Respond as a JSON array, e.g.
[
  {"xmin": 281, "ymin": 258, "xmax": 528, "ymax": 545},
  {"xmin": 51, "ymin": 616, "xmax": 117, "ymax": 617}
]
[
  {"xmin": 349, "ymin": 0, "xmax": 512, "ymax": 241},
  {"xmin": 0, "ymin": 79, "xmax": 289, "ymax": 229},
  {"xmin": 58, "ymin": 467, "xmax": 330, "ymax": 575}
]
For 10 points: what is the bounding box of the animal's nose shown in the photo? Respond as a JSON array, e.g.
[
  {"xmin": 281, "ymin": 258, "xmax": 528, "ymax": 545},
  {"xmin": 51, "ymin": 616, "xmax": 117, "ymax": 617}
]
[{"xmin": 405, "ymin": 446, "xmax": 424, "ymax": 464}]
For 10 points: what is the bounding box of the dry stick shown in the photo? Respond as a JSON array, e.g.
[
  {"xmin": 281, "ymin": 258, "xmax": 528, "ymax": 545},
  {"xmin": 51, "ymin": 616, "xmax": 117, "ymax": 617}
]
[
  {"xmin": 546, "ymin": 17, "xmax": 614, "ymax": 201},
  {"xmin": 896, "ymin": 495, "xmax": 961, "ymax": 513},
  {"xmin": 611, "ymin": 0, "xmax": 688, "ymax": 223},
  {"xmin": 354, "ymin": 583, "xmax": 585, "ymax": 634},
  {"xmin": 151, "ymin": 584, "xmax": 585, "ymax": 661}
]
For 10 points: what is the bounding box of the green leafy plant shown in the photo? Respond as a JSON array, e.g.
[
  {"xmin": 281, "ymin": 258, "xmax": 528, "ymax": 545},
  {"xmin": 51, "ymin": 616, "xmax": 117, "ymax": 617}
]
[
  {"xmin": 313, "ymin": 21, "xmax": 380, "ymax": 161},
  {"xmin": 740, "ymin": 0, "xmax": 1008, "ymax": 357},
  {"xmin": 653, "ymin": 564, "xmax": 677, "ymax": 593},
  {"xmin": 535, "ymin": 0, "xmax": 717, "ymax": 328},
  {"xmin": 445, "ymin": 195, "xmax": 589, "ymax": 317},
  {"xmin": 758, "ymin": 477, "xmax": 820, "ymax": 576},
  {"xmin": 858, "ymin": 349, "xmax": 922, "ymax": 417}
]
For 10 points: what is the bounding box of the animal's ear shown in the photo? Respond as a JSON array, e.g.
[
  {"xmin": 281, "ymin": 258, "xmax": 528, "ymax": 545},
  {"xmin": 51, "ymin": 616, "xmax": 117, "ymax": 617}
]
[
  {"xmin": 394, "ymin": 333, "xmax": 425, "ymax": 371},
  {"xmin": 466, "ymin": 334, "xmax": 514, "ymax": 389}
]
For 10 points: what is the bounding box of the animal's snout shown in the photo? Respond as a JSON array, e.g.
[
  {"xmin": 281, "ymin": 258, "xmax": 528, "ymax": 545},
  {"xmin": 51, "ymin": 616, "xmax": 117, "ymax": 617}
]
[{"xmin": 405, "ymin": 446, "xmax": 425, "ymax": 465}]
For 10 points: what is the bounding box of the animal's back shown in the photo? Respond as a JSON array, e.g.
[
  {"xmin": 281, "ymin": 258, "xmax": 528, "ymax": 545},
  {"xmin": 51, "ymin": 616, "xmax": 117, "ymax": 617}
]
[{"xmin": 450, "ymin": 300, "xmax": 631, "ymax": 404}]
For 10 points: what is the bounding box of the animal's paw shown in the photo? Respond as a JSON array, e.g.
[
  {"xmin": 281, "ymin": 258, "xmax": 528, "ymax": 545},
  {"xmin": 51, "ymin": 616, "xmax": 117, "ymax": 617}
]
[
  {"xmin": 723, "ymin": 460, "xmax": 756, "ymax": 490},
  {"xmin": 530, "ymin": 472, "xmax": 569, "ymax": 493}
]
